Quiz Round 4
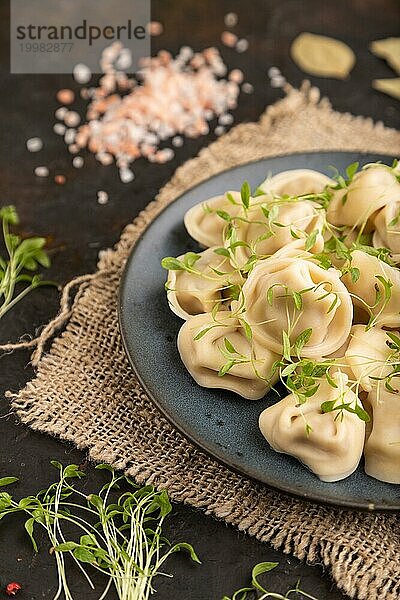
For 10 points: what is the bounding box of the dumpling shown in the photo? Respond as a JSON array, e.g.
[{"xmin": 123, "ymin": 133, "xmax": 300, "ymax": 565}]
[
  {"xmin": 342, "ymin": 250, "xmax": 400, "ymax": 327},
  {"xmin": 165, "ymin": 247, "xmax": 242, "ymax": 320},
  {"xmin": 259, "ymin": 169, "xmax": 333, "ymax": 197},
  {"xmin": 373, "ymin": 201, "xmax": 400, "ymax": 263},
  {"xmin": 177, "ymin": 312, "xmax": 280, "ymax": 400},
  {"xmin": 327, "ymin": 164, "xmax": 400, "ymax": 229},
  {"xmin": 259, "ymin": 372, "xmax": 365, "ymax": 482},
  {"xmin": 227, "ymin": 197, "xmax": 324, "ymax": 267},
  {"xmin": 344, "ymin": 325, "xmax": 394, "ymax": 392},
  {"xmin": 184, "ymin": 191, "xmax": 242, "ymax": 248},
  {"xmin": 241, "ymin": 256, "xmax": 353, "ymax": 358},
  {"xmin": 364, "ymin": 388, "xmax": 400, "ymax": 484}
]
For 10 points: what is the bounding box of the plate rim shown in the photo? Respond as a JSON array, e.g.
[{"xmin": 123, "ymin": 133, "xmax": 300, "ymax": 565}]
[{"xmin": 119, "ymin": 151, "xmax": 399, "ymax": 512}]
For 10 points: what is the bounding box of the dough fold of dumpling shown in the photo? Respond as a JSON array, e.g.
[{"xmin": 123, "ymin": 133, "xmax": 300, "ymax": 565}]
[
  {"xmin": 342, "ymin": 250, "xmax": 400, "ymax": 327},
  {"xmin": 259, "ymin": 372, "xmax": 365, "ymax": 482},
  {"xmin": 364, "ymin": 388, "xmax": 400, "ymax": 484},
  {"xmin": 166, "ymin": 247, "xmax": 242, "ymax": 320},
  {"xmin": 344, "ymin": 325, "xmax": 395, "ymax": 392},
  {"xmin": 177, "ymin": 312, "xmax": 280, "ymax": 400},
  {"xmin": 259, "ymin": 169, "xmax": 333, "ymax": 197},
  {"xmin": 241, "ymin": 256, "xmax": 353, "ymax": 358},
  {"xmin": 373, "ymin": 201, "xmax": 400, "ymax": 263},
  {"xmin": 327, "ymin": 165, "xmax": 400, "ymax": 229},
  {"xmin": 226, "ymin": 197, "xmax": 324, "ymax": 268},
  {"xmin": 184, "ymin": 191, "xmax": 242, "ymax": 248}
]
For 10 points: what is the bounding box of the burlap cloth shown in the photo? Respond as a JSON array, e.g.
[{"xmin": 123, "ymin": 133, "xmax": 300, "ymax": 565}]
[{"xmin": 7, "ymin": 84, "xmax": 400, "ymax": 600}]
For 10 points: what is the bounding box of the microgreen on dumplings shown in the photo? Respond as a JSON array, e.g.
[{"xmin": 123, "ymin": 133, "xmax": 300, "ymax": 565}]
[{"xmin": 162, "ymin": 162, "xmax": 400, "ymax": 483}]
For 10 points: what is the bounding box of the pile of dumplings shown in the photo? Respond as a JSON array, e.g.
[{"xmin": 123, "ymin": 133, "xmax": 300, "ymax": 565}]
[{"xmin": 162, "ymin": 161, "xmax": 400, "ymax": 484}]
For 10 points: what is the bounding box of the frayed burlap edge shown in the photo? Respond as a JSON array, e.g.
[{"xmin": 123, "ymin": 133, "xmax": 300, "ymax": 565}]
[{"xmin": 7, "ymin": 83, "xmax": 400, "ymax": 600}]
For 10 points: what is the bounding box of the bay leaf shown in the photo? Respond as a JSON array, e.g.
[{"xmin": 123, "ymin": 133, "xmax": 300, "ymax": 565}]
[
  {"xmin": 373, "ymin": 78, "xmax": 400, "ymax": 100},
  {"xmin": 370, "ymin": 38, "xmax": 400, "ymax": 75},
  {"xmin": 290, "ymin": 32, "xmax": 355, "ymax": 79}
]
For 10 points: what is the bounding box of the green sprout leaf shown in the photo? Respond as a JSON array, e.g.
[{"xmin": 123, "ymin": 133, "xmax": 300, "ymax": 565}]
[
  {"xmin": 240, "ymin": 181, "xmax": 251, "ymax": 210},
  {"xmin": 161, "ymin": 257, "xmax": 184, "ymax": 271},
  {"xmin": 0, "ymin": 477, "xmax": 19, "ymax": 487}
]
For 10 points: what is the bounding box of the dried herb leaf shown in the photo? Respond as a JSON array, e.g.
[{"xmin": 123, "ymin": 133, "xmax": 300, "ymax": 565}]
[
  {"xmin": 291, "ymin": 33, "xmax": 355, "ymax": 79},
  {"xmin": 370, "ymin": 37, "xmax": 400, "ymax": 75},
  {"xmin": 373, "ymin": 77, "xmax": 400, "ymax": 100}
]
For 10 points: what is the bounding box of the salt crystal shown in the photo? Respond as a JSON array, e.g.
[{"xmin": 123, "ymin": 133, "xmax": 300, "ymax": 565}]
[
  {"xmin": 268, "ymin": 66, "xmax": 281, "ymax": 78},
  {"xmin": 56, "ymin": 89, "xmax": 75, "ymax": 104},
  {"xmin": 55, "ymin": 107, "xmax": 68, "ymax": 120},
  {"xmin": 64, "ymin": 129, "xmax": 76, "ymax": 145},
  {"xmin": 214, "ymin": 125, "xmax": 225, "ymax": 136},
  {"xmin": 158, "ymin": 148, "xmax": 174, "ymax": 162},
  {"xmin": 97, "ymin": 190, "xmax": 109, "ymax": 204},
  {"xmin": 34, "ymin": 166, "xmax": 49, "ymax": 177},
  {"xmin": 172, "ymin": 136, "xmax": 183, "ymax": 147},
  {"xmin": 115, "ymin": 48, "xmax": 132, "ymax": 71},
  {"xmin": 219, "ymin": 113, "xmax": 234, "ymax": 126},
  {"xmin": 147, "ymin": 21, "xmax": 163, "ymax": 36},
  {"xmin": 236, "ymin": 38, "xmax": 249, "ymax": 53},
  {"xmin": 241, "ymin": 82, "xmax": 254, "ymax": 94},
  {"xmin": 229, "ymin": 69, "xmax": 244, "ymax": 84},
  {"xmin": 26, "ymin": 137, "xmax": 43, "ymax": 152},
  {"xmin": 119, "ymin": 167, "xmax": 135, "ymax": 183},
  {"xmin": 221, "ymin": 31, "xmax": 238, "ymax": 48},
  {"xmin": 96, "ymin": 152, "xmax": 113, "ymax": 166},
  {"xmin": 53, "ymin": 123, "xmax": 66, "ymax": 135},
  {"xmin": 72, "ymin": 156, "xmax": 84, "ymax": 168},
  {"xmin": 73, "ymin": 63, "xmax": 91, "ymax": 84},
  {"xmin": 64, "ymin": 111, "xmax": 81, "ymax": 128},
  {"xmin": 271, "ymin": 75, "xmax": 286, "ymax": 88},
  {"xmin": 224, "ymin": 12, "xmax": 238, "ymax": 27},
  {"xmin": 68, "ymin": 144, "xmax": 79, "ymax": 154}
]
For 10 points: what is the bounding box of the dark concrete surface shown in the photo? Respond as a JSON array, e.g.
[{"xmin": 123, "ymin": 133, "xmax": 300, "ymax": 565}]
[{"xmin": 0, "ymin": 0, "xmax": 399, "ymax": 598}]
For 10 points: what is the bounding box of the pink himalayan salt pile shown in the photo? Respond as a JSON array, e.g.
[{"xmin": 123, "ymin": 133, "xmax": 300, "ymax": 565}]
[{"xmin": 71, "ymin": 42, "xmax": 241, "ymax": 171}]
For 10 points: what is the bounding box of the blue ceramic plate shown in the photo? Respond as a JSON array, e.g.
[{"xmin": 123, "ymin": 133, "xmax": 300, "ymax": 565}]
[{"xmin": 119, "ymin": 151, "xmax": 400, "ymax": 511}]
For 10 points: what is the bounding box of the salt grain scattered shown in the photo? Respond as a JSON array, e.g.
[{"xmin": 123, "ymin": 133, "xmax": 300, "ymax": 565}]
[
  {"xmin": 115, "ymin": 48, "xmax": 132, "ymax": 71},
  {"xmin": 268, "ymin": 66, "xmax": 281, "ymax": 78},
  {"xmin": 64, "ymin": 111, "xmax": 81, "ymax": 128},
  {"xmin": 73, "ymin": 63, "xmax": 91, "ymax": 84},
  {"xmin": 53, "ymin": 123, "xmax": 66, "ymax": 135},
  {"xmin": 56, "ymin": 89, "xmax": 75, "ymax": 104},
  {"xmin": 72, "ymin": 156, "xmax": 84, "ymax": 168},
  {"xmin": 64, "ymin": 129, "xmax": 76, "ymax": 145},
  {"xmin": 119, "ymin": 167, "xmax": 135, "ymax": 183},
  {"xmin": 97, "ymin": 190, "xmax": 109, "ymax": 204},
  {"xmin": 270, "ymin": 75, "xmax": 286, "ymax": 88},
  {"xmin": 214, "ymin": 125, "xmax": 225, "ymax": 136},
  {"xmin": 236, "ymin": 38, "xmax": 249, "ymax": 53},
  {"xmin": 224, "ymin": 12, "xmax": 238, "ymax": 27},
  {"xmin": 68, "ymin": 144, "xmax": 79, "ymax": 154},
  {"xmin": 221, "ymin": 31, "xmax": 238, "ymax": 48},
  {"xmin": 229, "ymin": 69, "xmax": 244, "ymax": 84},
  {"xmin": 241, "ymin": 82, "xmax": 254, "ymax": 94},
  {"xmin": 26, "ymin": 137, "xmax": 43, "ymax": 152},
  {"xmin": 34, "ymin": 166, "xmax": 49, "ymax": 177},
  {"xmin": 54, "ymin": 174, "xmax": 66, "ymax": 185},
  {"xmin": 219, "ymin": 113, "xmax": 234, "ymax": 126},
  {"xmin": 172, "ymin": 136, "xmax": 183, "ymax": 147},
  {"xmin": 96, "ymin": 152, "xmax": 114, "ymax": 166},
  {"xmin": 147, "ymin": 21, "xmax": 163, "ymax": 36},
  {"xmin": 55, "ymin": 107, "xmax": 68, "ymax": 120},
  {"xmin": 71, "ymin": 44, "xmax": 240, "ymax": 172}
]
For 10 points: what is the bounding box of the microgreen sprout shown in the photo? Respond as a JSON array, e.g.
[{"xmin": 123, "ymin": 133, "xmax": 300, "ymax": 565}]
[
  {"xmin": 0, "ymin": 205, "xmax": 56, "ymax": 320},
  {"xmin": 221, "ymin": 561, "xmax": 319, "ymax": 600},
  {"xmin": 0, "ymin": 463, "xmax": 200, "ymax": 600}
]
